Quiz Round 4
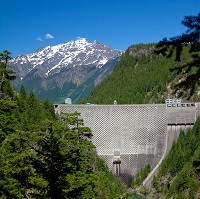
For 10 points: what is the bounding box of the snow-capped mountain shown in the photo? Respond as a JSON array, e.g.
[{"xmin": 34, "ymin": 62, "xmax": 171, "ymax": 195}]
[{"xmin": 9, "ymin": 38, "xmax": 122, "ymax": 103}]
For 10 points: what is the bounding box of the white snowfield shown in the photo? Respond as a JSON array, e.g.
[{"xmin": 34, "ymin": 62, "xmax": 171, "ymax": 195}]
[{"xmin": 11, "ymin": 37, "xmax": 122, "ymax": 77}]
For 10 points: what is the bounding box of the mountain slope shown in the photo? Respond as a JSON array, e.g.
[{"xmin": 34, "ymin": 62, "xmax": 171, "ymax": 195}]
[
  {"xmin": 9, "ymin": 38, "xmax": 122, "ymax": 103},
  {"xmin": 80, "ymin": 43, "xmax": 193, "ymax": 104},
  {"xmin": 150, "ymin": 118, "xmax": 200, "ymax": 198}
]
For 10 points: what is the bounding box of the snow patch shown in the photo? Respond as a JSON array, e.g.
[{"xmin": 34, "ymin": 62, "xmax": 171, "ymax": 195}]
[
  {"xmin": 11, "ymin": 37, "xmax": 122, "ymax": 77},
  {"xmin": 97, "ymin": 57, "xmax": 108, "ymax": 68}
]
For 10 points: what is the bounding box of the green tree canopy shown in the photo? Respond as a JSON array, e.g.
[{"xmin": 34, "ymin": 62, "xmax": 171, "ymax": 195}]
[
  {"xmin": 155, "ymin": 12, "xmax": 200, "ymax": 97},
  {"xmin": 0, "ymin": 51, "xmax": 128, "ymax": 198},
  {"xmin": 0, "ymin": 50, "xmax": 15, "ymax": 98},
  {"xmin": 0, "ymin": 50, "xmax": 12, "ymax": 67}
]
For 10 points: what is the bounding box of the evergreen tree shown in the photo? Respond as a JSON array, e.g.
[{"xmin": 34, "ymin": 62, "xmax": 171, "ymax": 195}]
[
  {"xmin": 152, "ymin": 118, "xmax": 200, "ymax": 198},
  {"xmin": 0, "ymin": 50, "xmax": 128, "ymax": 198},
  {"xmin": 41, "ymin": 99, "xmax": 57, "ymax": 121},
  {"xmin": 0, "ymin": 99, "xmax": 17, "ymax": 144},
  {"xmin": 60, "ymin": 112, "xmax": 93, "ymax": 140},
  {"xmin": 155, "ymin": 12, "xmax": 200, "ymax": 97},
  {"xmin": 0, "ymin": 51, "xmax": 16, "ymax": 98},
  {"xmin": 80, "ymin": 44, "xmax": 180, "ymax": 104},
  {"xmin": 0, "ymin": 120, "xmax": 127, "ymax": 198},
  {"xmin": 0, "ymin": 50, "xmax": 12, "ymax": 67}
]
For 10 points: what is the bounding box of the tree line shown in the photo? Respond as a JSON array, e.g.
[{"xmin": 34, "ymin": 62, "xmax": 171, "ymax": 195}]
[
  {"xmin": 0, "ymin": 52, "xmax": 132, "ymax": 198},
  {"xmin": 81, "ymin": 13, "xmax": 200, "ymax": 104}
]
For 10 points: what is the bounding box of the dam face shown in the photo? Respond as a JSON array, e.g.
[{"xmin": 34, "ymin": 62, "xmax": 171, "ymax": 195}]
[{"xmin": 55, "ymin": 104, "xmax": 168, "ymax": 183}]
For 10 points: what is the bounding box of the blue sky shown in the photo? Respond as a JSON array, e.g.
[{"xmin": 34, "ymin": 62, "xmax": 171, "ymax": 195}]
[{"xmin": 1, "ymin": 0, "xmax": 199, "ymax": 57}]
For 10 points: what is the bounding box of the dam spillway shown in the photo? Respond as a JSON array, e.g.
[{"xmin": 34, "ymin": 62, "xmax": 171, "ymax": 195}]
[{"xmin": 54, "ymin": 103, "xmax": 199, "ymax": 185}]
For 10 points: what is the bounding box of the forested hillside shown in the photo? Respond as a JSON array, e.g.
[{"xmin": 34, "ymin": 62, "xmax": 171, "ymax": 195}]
[
  {"xmin": 0, "ymin": 57, "xmax": 132, "ymax": 198},
  {"xmin": 148, "ymin": 13, "xmax": 200, "ymax": 198},
  {"xmin": 149, "ymin": 119, "xmax": 200, "ymax": 198},
  {"xmin": 80, "ymin": 44, "xmax": 194, "ymax": 104}
]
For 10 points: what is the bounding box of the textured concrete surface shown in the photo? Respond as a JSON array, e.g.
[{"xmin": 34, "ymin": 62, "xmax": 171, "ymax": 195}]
[{"xmin": 54, "ymin": 103, "xmax": 200, "ymax": 185}]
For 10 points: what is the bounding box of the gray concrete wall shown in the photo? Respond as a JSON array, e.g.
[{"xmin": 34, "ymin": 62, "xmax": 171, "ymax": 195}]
[
  {"xmin": 54, "ymin": 103, "xmax": 198, "ymax": 186},
  {"xmin": 143, "ymin": 104, "xmax": 197, "ymax": 187},
  {"xmin": 166, "ymin": 104, "xmax": 196, "ymax": 125},
  {"xmin": 56, "ymin": 104, "xmax": 167, "ymax": 184}
]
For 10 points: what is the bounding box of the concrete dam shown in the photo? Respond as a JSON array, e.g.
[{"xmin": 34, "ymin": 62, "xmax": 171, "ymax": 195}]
[{"xmin": 54, "ymin": 103, "xmax": 199, "ymax": 185}]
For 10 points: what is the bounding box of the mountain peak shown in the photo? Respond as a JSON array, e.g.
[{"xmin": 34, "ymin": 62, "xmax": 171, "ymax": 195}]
[
  {"xmin": 9, "ymin": 38, "xmax": 122, "ymax": 77},
  {"xmin": 9, "ymin": 38, "xmax": 123, "ymax": 103},
  {"xmin": 75, "ymin": 37, "xmax": 88, "ymax": 43}
]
